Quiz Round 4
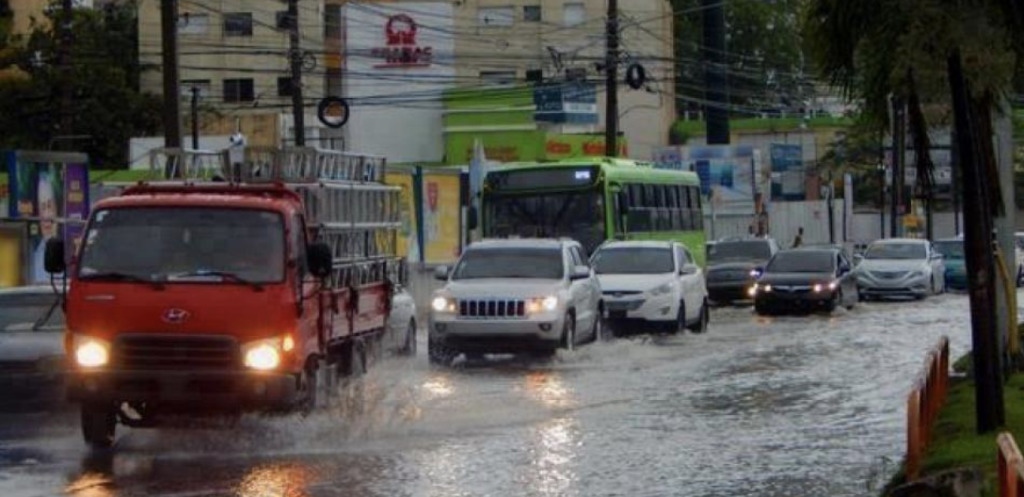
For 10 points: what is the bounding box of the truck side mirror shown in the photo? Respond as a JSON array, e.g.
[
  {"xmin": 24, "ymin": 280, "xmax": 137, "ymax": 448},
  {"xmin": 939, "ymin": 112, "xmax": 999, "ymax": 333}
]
[
  {"xmin": 44, "ymin": 238, "xmax": 66, "ymax": 274},
  {"xmin": 467, "ymin": 206, "xmax": 479, "ymax": 231},
  {"xmin": 307, "ymin": 242, "xmax": 333, "ymax": 279}
]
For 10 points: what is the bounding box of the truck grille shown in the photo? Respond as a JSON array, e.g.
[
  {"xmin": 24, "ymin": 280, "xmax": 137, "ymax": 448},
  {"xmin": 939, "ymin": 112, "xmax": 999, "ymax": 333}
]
[
  {"xmin": 459, "ymin": 299, "xmax": 526, "ymax": 319},
  {"xmin": 114, "ymin": 334, "xmax": 239, "ymax": 371}
]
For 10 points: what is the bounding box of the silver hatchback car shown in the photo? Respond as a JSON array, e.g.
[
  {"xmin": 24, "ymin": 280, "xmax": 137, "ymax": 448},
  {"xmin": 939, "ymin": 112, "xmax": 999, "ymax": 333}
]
[{"xmin": 428, "ymin": 239, "xmax": 603, "ymax": 365}]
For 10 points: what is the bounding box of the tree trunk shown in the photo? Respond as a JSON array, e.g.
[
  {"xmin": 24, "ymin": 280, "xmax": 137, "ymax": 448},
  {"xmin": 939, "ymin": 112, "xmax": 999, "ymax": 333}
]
[{"xmin": 947, "ymin": 49, "xmax": 1005, "ymax": 434}]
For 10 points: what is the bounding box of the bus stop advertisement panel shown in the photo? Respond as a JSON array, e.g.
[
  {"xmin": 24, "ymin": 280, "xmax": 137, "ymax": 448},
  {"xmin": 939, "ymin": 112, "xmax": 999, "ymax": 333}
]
[{"xmin": 4, "ymin": 151, "xmax": 89, "ymax": 284}]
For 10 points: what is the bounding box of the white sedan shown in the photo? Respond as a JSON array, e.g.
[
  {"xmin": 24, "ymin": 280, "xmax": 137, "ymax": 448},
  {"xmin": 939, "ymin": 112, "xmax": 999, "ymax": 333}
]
[
  {"xmin": 855, "ymin": 238, "xmax": 946, "ymax": 300},
  {"xmin": 592, "ymin": 241, "xmax": 709, "ymax": 334}
]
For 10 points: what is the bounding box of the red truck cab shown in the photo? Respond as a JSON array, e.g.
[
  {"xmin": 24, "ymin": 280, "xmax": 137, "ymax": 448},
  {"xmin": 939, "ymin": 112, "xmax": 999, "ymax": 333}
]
[{"xmin": 47, "ymin": 180, "xmax": 398, "ymax": 448}]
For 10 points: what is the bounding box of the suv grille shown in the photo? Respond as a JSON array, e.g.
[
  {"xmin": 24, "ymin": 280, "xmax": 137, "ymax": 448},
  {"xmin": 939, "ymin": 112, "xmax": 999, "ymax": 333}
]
[
  {"xmin": 459, "ymin": 299, "xmax": 526, "ymax": 319},
  {"xmin": 114, "ymin": 334, "xmax": 239, "ymax": 371}
]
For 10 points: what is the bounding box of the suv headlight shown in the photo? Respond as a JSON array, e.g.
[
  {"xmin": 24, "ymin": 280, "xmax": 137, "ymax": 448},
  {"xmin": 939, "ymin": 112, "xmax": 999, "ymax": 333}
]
[
  {"xmin": 526, "ymin": 296, "xmax": 559, "ymax": 314},
  {"xmin": 241, "ymin": 336, "xmax": 292, "ymax": 371},
  {"xmin": 649, "ymin": 282, "xmax": 674, "ymax": 296},
  {"xmin": 73, "ymin": 335, "xmax": 110, "ymax": 368},
  {"xmin": 432, "ymin": 296, "xmax": 456, "ymax": 313}
]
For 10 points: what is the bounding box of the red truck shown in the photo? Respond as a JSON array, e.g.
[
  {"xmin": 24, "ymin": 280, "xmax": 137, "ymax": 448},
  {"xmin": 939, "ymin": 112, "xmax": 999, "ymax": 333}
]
[{"xmin": 44, "ymin": 148, "xmax": 409, "ymax": 448}]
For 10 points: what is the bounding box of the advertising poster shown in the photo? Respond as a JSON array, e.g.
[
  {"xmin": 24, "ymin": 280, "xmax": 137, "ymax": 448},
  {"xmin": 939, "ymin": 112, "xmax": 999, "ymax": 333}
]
[
  {"xmin": 770, "ymin": 144, "xmax": 805, "ymax": 201},
  {"xmin": 652, "ymin": 145, "xmax": 766, "ymax": 215},
  {"xmin": 5, "ymin": 151, "xmax": 90, "ymax": 284},
  {"xmin": 421, "ymin": 172, "xmax": 460, "ymax": 264},
  {"xmin": 385, "ymin": 171, "xmax": 420, "ymax": 262}
]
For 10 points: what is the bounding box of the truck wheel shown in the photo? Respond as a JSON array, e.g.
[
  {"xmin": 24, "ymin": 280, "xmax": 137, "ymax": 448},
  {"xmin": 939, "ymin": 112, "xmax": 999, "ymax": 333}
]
[
  {"xmin": 428, "ymin": 339, "xmax": 457, "ymax": 367},
  {"xmin": 81, "ymin": 403, "xmax": 116, "ymax": 450}
]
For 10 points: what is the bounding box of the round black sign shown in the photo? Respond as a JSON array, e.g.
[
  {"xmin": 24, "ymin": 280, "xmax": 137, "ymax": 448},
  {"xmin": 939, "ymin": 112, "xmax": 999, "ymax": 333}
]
[{"xmin": 317, "ymin": 97, "xmax": 350, "ymax": 129}]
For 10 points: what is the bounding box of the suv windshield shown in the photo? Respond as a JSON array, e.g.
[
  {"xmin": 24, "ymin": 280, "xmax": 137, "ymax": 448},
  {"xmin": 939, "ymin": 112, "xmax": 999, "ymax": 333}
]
[
  {"xmin": 593, "ymin": 247, "xmax": 674, "ymax": 275},
  {"xmin": 934, "ymin": 241, "xmax": 964, "ymax": 259},
  {"xmin": 708, "ymin": 240, "xmax": 771, "ymax": 263},
  {"xmin": 452, "ymin": 247, "xmax": 564, "ymax": 280},
  {"xmin": 78, "ymin": 208, "xmax": 285, "ymax": 284},
  {"xmin": 767, "ymin": 251, "xmax": 834, "ymax": 273},
  {"xmin": 864, "ymin": 243, "xmax": 927, "ymax": 260}
]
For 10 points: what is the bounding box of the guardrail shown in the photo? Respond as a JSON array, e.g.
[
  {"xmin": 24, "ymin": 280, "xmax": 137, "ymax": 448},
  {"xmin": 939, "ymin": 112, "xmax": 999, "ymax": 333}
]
[
  {"xmin": 998, "ymin": 433, "xmax": 1024, "ymax": 497},
  {"xmin": 905, "ymin": 336, "xmax": 950, "ymax": 480}
]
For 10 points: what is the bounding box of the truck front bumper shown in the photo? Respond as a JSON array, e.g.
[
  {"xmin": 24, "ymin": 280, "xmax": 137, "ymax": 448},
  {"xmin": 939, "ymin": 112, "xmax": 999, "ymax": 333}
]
[{"xmin": 67, "ymin": 369, "xmax": 300, "ymax": 411}]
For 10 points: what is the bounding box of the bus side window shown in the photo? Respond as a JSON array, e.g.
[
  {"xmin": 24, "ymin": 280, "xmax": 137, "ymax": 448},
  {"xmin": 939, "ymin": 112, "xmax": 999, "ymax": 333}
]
[
  {"xmin": 679, "ymin": 186, "xmax": 691, "ymax": 230},
  {"xmin": 690, "ymin": 186, "xmax": 703, "ymax": 230}
]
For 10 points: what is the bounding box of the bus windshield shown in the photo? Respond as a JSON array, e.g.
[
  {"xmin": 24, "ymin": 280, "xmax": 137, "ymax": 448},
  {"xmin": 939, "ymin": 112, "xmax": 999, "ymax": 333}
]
[{"xmin": 485, "ymin": 190, "xmax": 605, "ymax": 254}]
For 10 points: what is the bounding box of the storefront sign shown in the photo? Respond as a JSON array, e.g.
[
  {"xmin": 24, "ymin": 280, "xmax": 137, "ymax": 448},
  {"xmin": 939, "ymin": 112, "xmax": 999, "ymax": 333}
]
[
  {"xmin": 534, "ymin": 82, "xmax": 598, "ymax": 124},
  {"xmin": 372, "ymin": 14, "xmax": 433, "ymax": 68}
]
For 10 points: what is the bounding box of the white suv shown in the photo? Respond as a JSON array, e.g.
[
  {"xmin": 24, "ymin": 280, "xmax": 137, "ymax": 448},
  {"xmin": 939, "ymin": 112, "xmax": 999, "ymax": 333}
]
[
  {"xmin": 428, "ymin": 239, "xmax": 602, "ymax": 365},
  {"xmin": 592, "ymin": 241, "xmax": 709, "ymax": 334}
]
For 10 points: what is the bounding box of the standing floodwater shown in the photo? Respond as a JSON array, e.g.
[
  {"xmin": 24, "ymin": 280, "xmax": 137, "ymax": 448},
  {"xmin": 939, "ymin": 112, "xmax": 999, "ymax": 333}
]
[{"xmin": 0, "ymin": 294, "xmax": 975, "ymax": 496}]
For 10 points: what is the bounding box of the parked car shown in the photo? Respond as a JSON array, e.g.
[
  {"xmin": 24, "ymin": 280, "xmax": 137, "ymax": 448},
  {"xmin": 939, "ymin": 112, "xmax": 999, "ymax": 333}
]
[
  {"xmin": 704, "ymin": 237, "xmax": 780, "ymax": 304},
  {"xmin": 933, "ymin": 238, "xmax": 967, "ymax": 291},
  {"xmin": 428, "ymin": 239, "xmax": 602, "ymax": 365},
  {"xmin": 0, "ymin": 286, "xmax": 66, "ymax": 413},
  {"xmin": 854, "ymin": 238, "xmax": 946, "ymax": 300},
  {"xmin": 591, "ymin": 241, "xmax": 709, "ymax": 334},
  {"xmin": 752, "ymin": 247, "xmax": 859, "ymax": 315}
]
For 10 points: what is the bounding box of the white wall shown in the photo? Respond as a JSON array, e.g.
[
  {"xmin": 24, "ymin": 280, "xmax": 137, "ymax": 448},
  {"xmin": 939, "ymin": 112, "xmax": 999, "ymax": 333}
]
[
  {"xmin": 128, "ymin": 136, "xmax": 234, "ymax": 170},
  {"xmin": 342, "ymin": 2, "xmax": 454, "ymax": 163}
]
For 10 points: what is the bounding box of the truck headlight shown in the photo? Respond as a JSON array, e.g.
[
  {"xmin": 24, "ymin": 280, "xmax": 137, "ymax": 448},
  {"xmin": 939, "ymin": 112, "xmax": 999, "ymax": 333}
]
[
  {"xmin": 649, "ymin": 282, "xmax": 674, "ymax": 296},
  {"xmin": 242, "ymin": 337, "xmax": 285, "ymax": 371},
  {"xmin": 431, "ymin": 296, "xmax": 455, "ymax": 313},
  {"xmin": 74, "ymin": 336, "xmax": 110, "ymax": 368}
]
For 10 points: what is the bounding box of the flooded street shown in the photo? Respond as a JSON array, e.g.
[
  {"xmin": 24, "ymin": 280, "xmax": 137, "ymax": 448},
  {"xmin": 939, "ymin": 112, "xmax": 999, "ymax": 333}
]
[{"xmin": 0, "ymin": 295, "xmax": 974, "ymax": 497}]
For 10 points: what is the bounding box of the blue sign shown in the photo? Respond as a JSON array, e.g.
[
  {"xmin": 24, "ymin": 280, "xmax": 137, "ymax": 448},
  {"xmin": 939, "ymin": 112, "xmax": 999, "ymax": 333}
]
[
  {"xmin": 533, "ymin": 83, "xmax": 598, "ymax": 125},
  {"xmin": 770, "ymin": 144, "xmax": 804, "ymax": 200}
]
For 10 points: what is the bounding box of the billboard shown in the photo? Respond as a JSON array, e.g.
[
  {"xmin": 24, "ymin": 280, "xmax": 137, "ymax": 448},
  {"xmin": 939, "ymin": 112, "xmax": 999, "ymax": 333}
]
[
  {"xmin": 343, "ymin": 2, "xmax": 454, "ymax": 164},
  {"xmin": 653, "ymin": 145, "xmax": 766, "ymax": 215},
  {"xmin": 533, "ymin": 82, "xmax": 599, "ymax": 125},
  {"xmin": 421, "ymin": 171, "xmax": 461, "ymax": 264},
  {"xmin": 770, "ymin": 144, "xmax": 805, "ymax": 201},
  {"xmin": 4, "ymin": 151, "xmax": 89, "ymax": 284}
]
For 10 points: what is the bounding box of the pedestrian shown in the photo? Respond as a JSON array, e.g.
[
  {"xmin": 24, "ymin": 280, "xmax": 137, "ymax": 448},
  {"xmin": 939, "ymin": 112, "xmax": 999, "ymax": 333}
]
[{"xmin": 793, "ymin": 227, "xmax": 804, "ymax": 248}]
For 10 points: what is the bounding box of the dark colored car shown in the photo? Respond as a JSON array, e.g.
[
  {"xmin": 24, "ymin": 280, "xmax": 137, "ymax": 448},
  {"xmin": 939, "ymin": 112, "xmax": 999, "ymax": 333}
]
[
  {"xmin": 753, "ymin": 247, "xmax": 859, "ymax": 315},
  {"xmin": 704, "ymin": 237, "xmax": 780, "ymax": 303}
]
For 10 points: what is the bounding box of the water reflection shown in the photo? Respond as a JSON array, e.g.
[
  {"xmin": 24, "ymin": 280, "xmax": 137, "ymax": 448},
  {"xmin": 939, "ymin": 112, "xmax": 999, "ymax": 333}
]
[
  {"xmin": 523, "ymin": 371, "xmax": 574, "ymax": 409},
  {"xmin": 529, "ymin": 417, "xmax": 579, "ymax": 497},
  {"xmin": 234, "ymin": 463, "xmax": 312, "ymax": 497},
  {"xmin": 421, "ymin": 373, "xmax": 455, "ymax": 400}
]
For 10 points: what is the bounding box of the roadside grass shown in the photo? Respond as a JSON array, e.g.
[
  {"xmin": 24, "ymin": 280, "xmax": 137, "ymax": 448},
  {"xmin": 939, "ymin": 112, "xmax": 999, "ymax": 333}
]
[{"xmin": 884, "ymin": 373, "xmax": 1024, "ymax": 496}]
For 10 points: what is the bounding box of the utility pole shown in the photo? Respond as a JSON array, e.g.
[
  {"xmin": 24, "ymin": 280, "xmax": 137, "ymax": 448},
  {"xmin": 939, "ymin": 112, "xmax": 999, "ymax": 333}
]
[
  {"xmin": 288, "ymin": 0, "xmax": 306, "ymax": 147},
  {"xmin": 702, "ymin": 0, "xmax": 729, "ymax": 144},
  {"xmin": 604, "ymin": 0, "xmax": 618, "ymax": 157},
  {"xmin": 190, "ymin": 86, "xmax": 200, "ymax": 150},
  {"xmin": 160, "ymin": 0, "xmax": 182, "ymax": 149},
  {"xmin": 56, "ymin": 0, "xmax": 73, "ymax": 144},
  {"xmin": 948, "ymin": 48, "xmax": 1004, "ymax": 433},
  {"xmin": 951, "ymin": 133, "xmax": 961, "ymax": 235},
  {"xmin": 891, "ymin": 96, "xmax": 905, "ymax": 238}
]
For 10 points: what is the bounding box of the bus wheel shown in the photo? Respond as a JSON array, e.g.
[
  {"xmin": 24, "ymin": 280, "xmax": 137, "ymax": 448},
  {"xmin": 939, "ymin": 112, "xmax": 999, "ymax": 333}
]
[{"xmin": 81, "ymin": 402, "xmax": 116, "ymax": 450}]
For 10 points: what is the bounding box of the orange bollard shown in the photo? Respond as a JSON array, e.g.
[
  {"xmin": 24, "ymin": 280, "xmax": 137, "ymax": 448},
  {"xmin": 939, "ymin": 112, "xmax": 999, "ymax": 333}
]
[{"xmin": 907, "ymin": 389, "xmax": 922, "ymax": 480}]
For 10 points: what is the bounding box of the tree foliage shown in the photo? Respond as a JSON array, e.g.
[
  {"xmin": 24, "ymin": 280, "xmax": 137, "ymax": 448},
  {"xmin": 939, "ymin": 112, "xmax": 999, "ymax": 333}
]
[
  {"xmin": 669, "ymin": 0, "xmax": 810, "ymax": 116},
  {"xmin": 0, "ymin": 2, "xmax": 161, "ymax": 167}
]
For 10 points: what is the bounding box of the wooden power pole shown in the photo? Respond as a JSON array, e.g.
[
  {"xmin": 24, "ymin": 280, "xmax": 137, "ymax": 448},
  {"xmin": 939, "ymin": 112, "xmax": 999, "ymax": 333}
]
[
  {"xmin": 288, "ymin": 0, "xmax": 306, "ymax": 146},
  {"xmin": 160, "ymin": 0, "xmax": 182, "ymax": 148},
  {"xmin": 604, "ymin": 0, "xmax": 618, "ymax": 157}
]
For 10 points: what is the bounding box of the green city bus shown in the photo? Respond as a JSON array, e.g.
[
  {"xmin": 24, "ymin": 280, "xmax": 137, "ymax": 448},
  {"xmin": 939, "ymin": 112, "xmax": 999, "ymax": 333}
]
[{"xmin": 480, "ymin": 157, "xmax": 707, "ymax": 264}]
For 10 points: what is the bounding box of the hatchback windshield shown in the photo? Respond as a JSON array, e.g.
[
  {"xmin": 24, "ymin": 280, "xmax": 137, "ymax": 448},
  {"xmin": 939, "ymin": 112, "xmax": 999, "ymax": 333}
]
[
  {"xmin": 593, "ymin": 247, "xmax": 674, "ymax": 275},
  {"xmin": 708, "ymin": 241, "xmax": 771, "ymax": 263},
  {"xmin": 767, "ymin": 251, "xmax": 834, "ymax": 273},
  {"xmin": 78, "ymin": 208, "xmax": 285, "ymax": 284},
  {"xmin": 864, "ymin": 243, "xmax": 927, "ymax": 260},
  {"xmin": 452, "ymin": 248, "xmax": 563, "ymax": 280},
  {"xmin": 933, "ymin": 241, "xmax": 964, "ymax": 259}
]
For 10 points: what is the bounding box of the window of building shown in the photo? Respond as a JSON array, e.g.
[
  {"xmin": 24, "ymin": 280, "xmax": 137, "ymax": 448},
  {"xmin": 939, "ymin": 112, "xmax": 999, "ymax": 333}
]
[
  {"xmin": 181, "ymin": 79, "xmax": 211, "ymax": 98},
  {"xmin": 223, "ymin": 78, "xmax": 255, "ymax": 103},
  {"xmin": 277, "ymin": 77, "xmax": 293, "ymax": 97},
  {"xmin": 479, "ymin": 6, "xmax": 514, "ymax": 27},
  {"xmin": 480, "ymin": 71, "xmax": 517, "ymax": 85},
  {"xmin": 223, "ymin": 13, "xmax": 253, "ymax": 36},
  {"xmin": 523, "ymin": 5, "xmax": 542, "ymax": 22},
  {"xmin": 564, "ymin": 3, "xmax": 586, "ymax": 26},
  {"xmin": 178, "ymin": 13, "xmax": 209, "ymax": 35},
  {"xmin": 324, "ymin": 5, "xmax": 342, "ymax": 40}
]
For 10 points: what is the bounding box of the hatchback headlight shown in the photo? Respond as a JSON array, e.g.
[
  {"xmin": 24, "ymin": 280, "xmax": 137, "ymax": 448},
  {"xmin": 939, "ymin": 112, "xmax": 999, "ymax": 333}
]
[
  {"xmin": 241, "ymin": 336, "xmax": 291, "ymax": 371},
  {"xmin": 73, "ymin": 335, "xmax": 110, "ymax": 368},
  {"xmin": 649, "ymin": 282, "xmax": 674, "ymax": 296}
]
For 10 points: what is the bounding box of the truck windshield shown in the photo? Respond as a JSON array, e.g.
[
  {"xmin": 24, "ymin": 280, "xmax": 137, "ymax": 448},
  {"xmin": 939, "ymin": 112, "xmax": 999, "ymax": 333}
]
[
  {"xmin": 484, "ymin": 191, "xmax": 605, "ymax": 255},
  {"xmin": 593, "ymin": 247, "xmax": 674, "ymax": 275},
  {"xmin": 78, "ymin": 208, "xmax": 285, "ymax": 284},
  {"xmin": 452, "ymin": 248, "xmax": 564, "ymax": 280}
]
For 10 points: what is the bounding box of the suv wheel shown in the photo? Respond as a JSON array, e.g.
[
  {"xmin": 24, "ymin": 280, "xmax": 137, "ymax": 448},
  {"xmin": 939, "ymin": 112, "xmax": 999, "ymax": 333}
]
[
  {"xmin": 561, "ymin": 313, "xmax": 576, "ymax": 352},
  {"xmin": 428, "ymin": 339, "xmax": 457, "ymax": 366},
  {"xmin": 687, "ymin": 301, "xmax": 709, "ymax": 333}
]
